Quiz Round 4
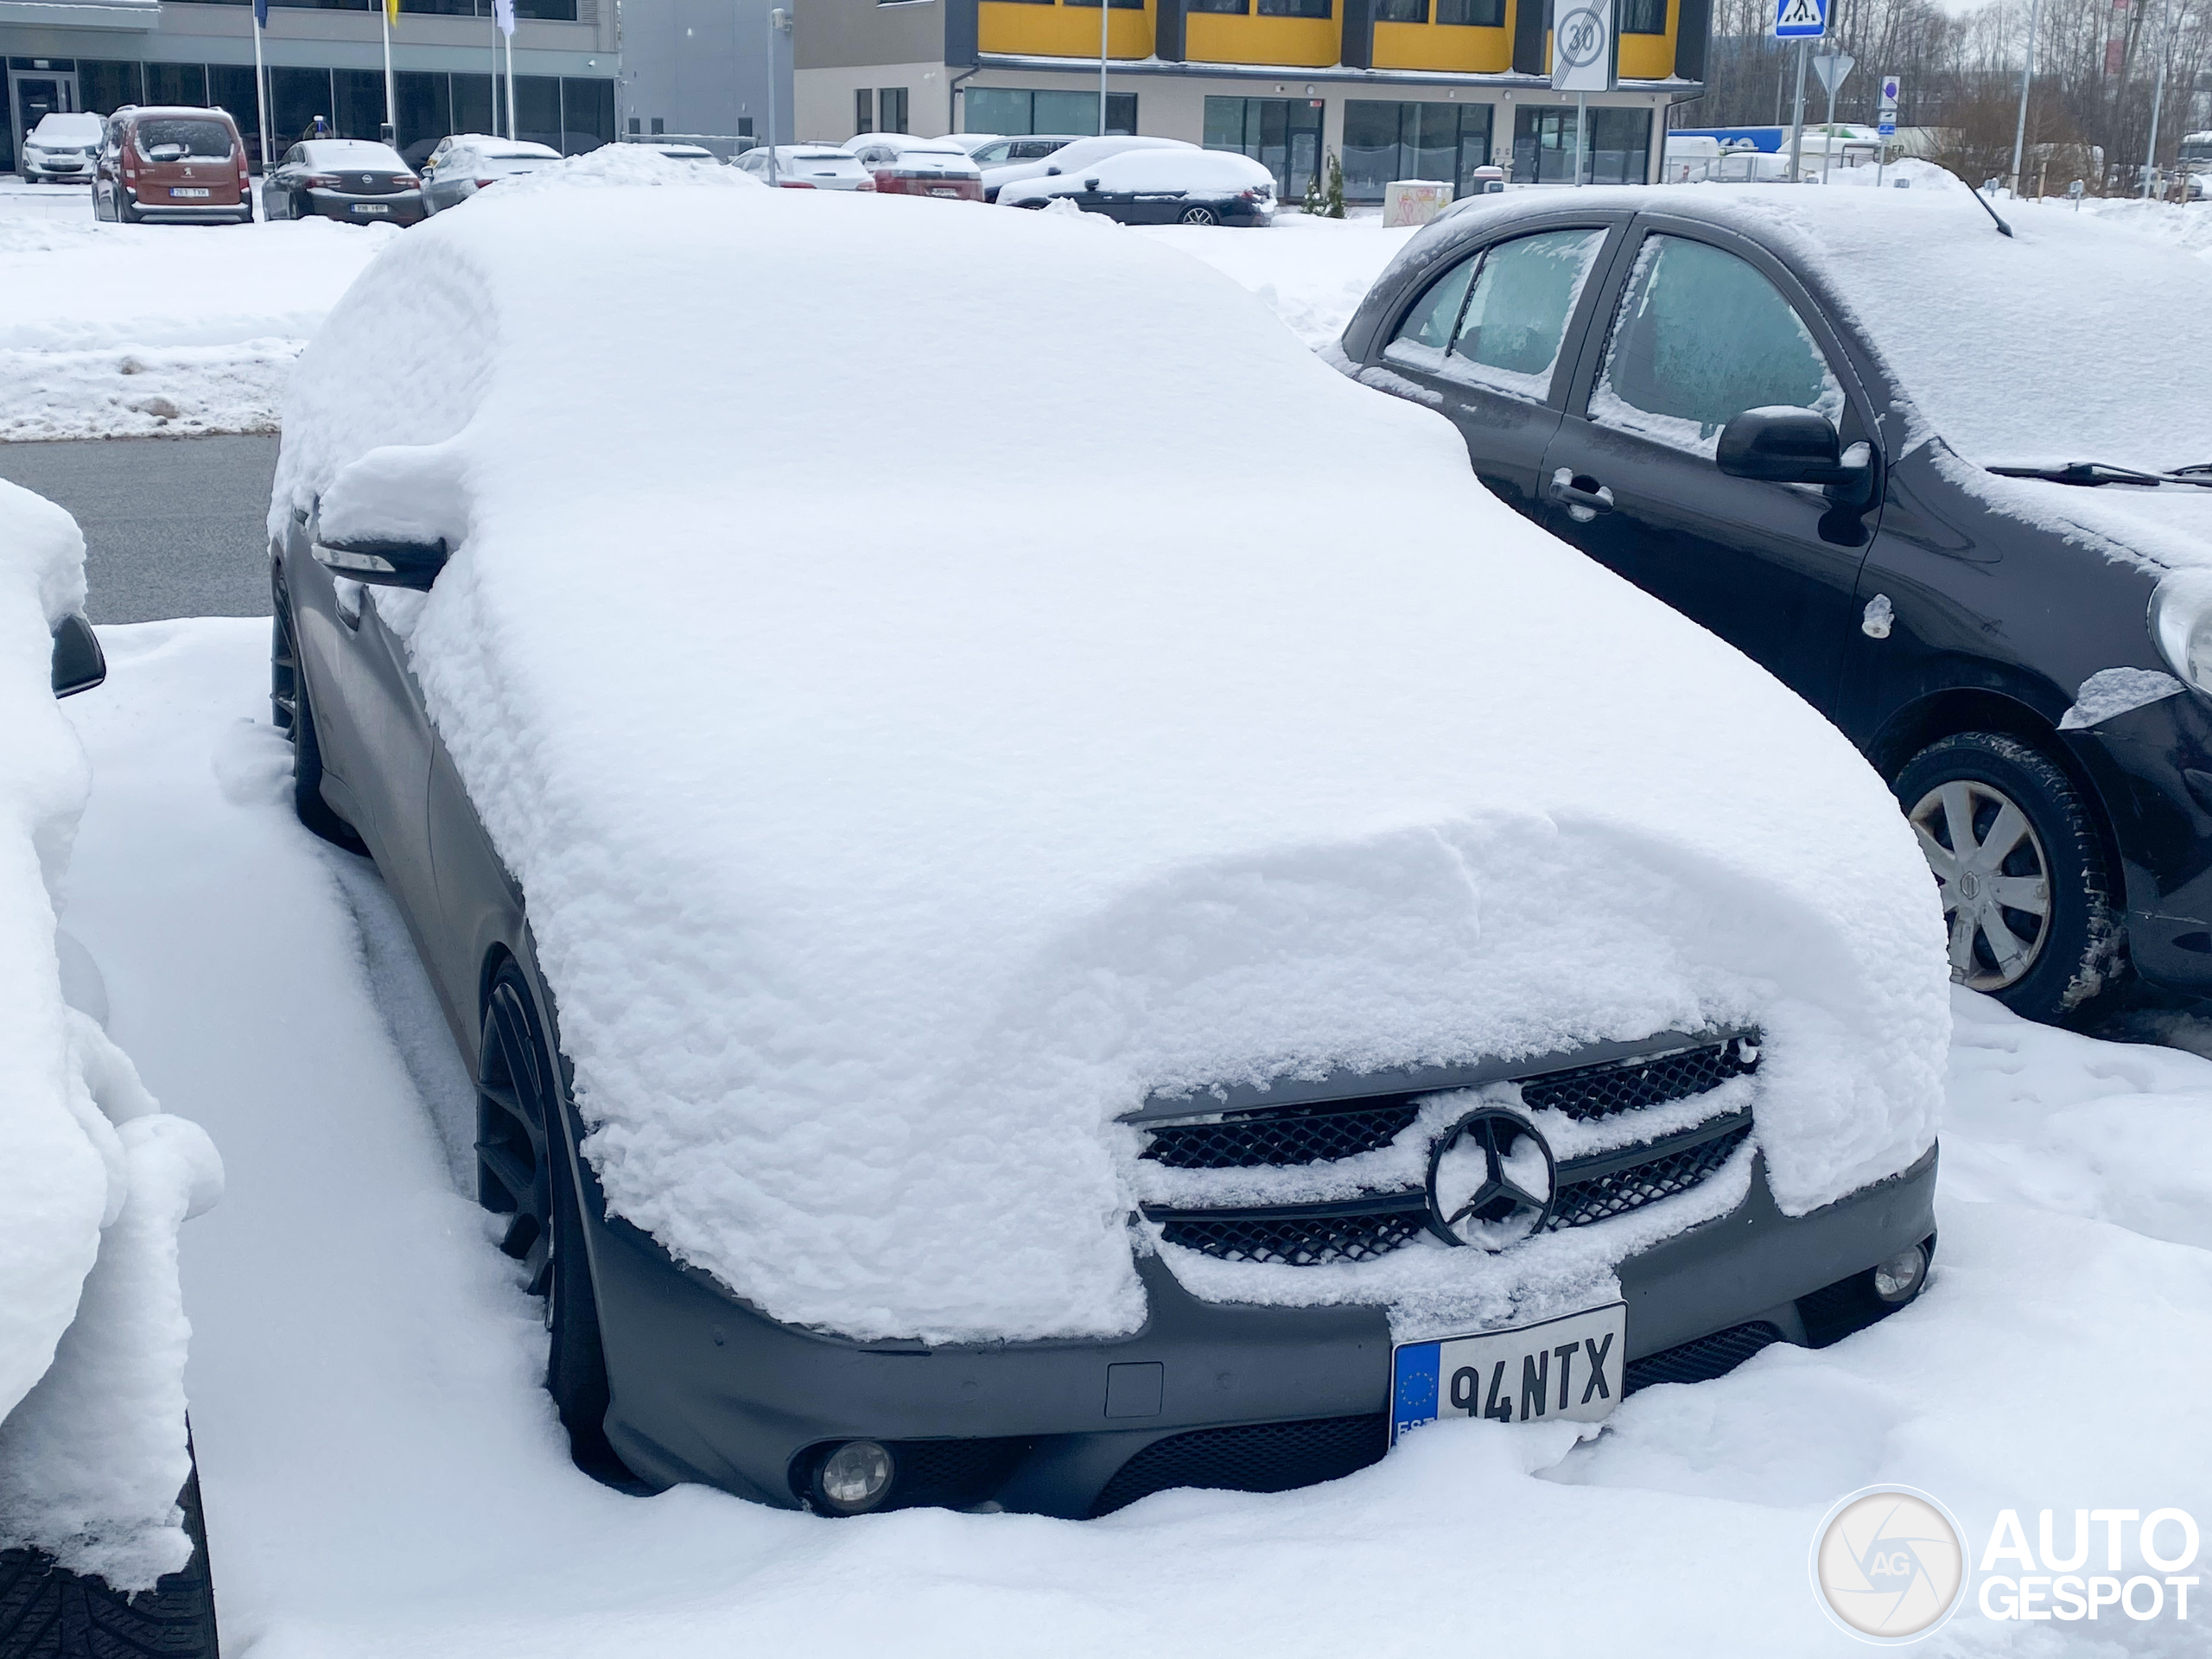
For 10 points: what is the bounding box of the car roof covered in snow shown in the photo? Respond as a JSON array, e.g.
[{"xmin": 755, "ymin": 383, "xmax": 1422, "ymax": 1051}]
[{"xmin": 270, "ymin": 156, "xmax": 1945, "ymax": 1344}]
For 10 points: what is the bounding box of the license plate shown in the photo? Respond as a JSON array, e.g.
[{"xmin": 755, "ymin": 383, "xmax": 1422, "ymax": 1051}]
[
  {"xmin": 171, "ymin": 188, "xmax": 210, "ymax": 199},
  {"xmin": 1390, "ymin": 1301, "xmax": 1626, "ymax": 1444},
  {"xmin": 350, "ymin": 201, "xmax": 390, "ymax": 213},
  {"xmin": 929, "ymin": 187, "xmax": 959, "ymax": 197}
]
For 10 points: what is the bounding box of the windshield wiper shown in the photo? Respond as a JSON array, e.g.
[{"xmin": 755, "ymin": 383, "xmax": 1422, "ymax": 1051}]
[{"xmin": 1987, "ymin": 462, "xmax": 2212, "ymax": 489}]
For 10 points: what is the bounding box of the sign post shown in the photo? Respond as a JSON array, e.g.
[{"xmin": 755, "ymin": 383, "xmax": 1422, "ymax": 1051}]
[
  {"xmin": 1774, "ymin": 0, "xmax": 1827, "ymax": 183},
  {"xmin": 1551, "ymin": 0, "xmax": 1613, "ymax": 187},
  {"xmin": 1876, "ymin": 72, "xmax": 1898, "ymax": 185},
  {"xmin": 1810, "ymin": 49, "xmax": 1853, "ymax": 181}
]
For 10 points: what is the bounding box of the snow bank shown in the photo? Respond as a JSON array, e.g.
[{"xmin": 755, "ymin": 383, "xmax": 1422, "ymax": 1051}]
[
  {"xmin": 272, "ymin": 184, "xmax": 1946, "ymax": 1344},
  {"xmin": 0, "ymin": 479, "xmax": 221, "ymax": 1590}
]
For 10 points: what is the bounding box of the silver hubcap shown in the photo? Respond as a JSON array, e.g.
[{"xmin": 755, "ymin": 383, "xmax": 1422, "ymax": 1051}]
[{"xmin": 1908, "ymin": 779, "xmax": 2053, "ymax": 991}]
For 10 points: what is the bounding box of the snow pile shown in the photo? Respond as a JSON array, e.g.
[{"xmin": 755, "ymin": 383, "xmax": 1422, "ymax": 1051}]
[
  {"xmin": 498, "ymin": 143, "xmax": 764, "ymax": 198},
  {"xmin": 1137, "ymin": 215, "xmax": 1417, "ymax": 347},
  {"xmin": 0, "ymin": 479, "xmax": 221, "ymax": 1590},
  {"xmin": 272, "ymin": 184, "xmax": 1946, "ymax": 1344}
]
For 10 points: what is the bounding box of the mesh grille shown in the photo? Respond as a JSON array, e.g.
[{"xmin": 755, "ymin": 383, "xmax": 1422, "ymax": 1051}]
[
  {"xmin": 1154, "ymin": 1207, "xmax": 1429, "ymax": 1267},
  {"xmin": 1623, "ymin": 1320, "xmax": 1782, "ymax": 1394},
  {"xmin": 1518, "ymin": 1039, "xmax": 1755, "ymax": 1122},
  {"xmin": 1090, "ymin": 1414, "xmax": 1388, "ymax": 1517},
  {"xmin": 887, "ymin": 1438, "xmax": 1031, "ymax": 1510},
  {"xmin": 1544, "ymin": 1121, "xmax": 1753, "ymax": 1231},
  {"xmin": 1141, "ymin": 1100, "xmax": 1421, "ymax": 1170}
]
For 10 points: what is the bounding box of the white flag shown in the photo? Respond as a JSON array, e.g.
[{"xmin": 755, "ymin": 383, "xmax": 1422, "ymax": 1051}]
[{"xmin": 494, "ymin": 0, "xmax": 515, "ymax": 35}]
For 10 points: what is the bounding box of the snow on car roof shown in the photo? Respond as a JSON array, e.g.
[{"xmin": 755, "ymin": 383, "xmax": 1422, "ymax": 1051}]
[
  {"xmin": 1017, "ymin": 148, "xmax": 1274, "ymax": 198},
  {"xmin": 272, "ymin": 180, "xmax": 1944, "ymax": 1344}
]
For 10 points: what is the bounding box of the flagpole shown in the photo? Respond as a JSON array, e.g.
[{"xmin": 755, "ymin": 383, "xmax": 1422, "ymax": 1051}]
[
  {"xmin": 381, "ymin": 2, "xmax": 397, "ymax": 148},
  {"xmin": 251, "ymin": 5, "xmax": 272, "ymax": 177},
  {"xmin": 504, "ymin": 29, "xmax": 516, "ymax": 141}
]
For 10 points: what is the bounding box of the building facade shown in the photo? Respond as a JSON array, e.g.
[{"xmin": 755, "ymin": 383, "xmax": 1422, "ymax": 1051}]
[
  {"xmin": 3, "ymin": 0, "xmax": 620, "ymax": 174},
  {"xmin": 618, "ymin": 0, "xmax": 791, "ymax": 152},
  {"xmin": 795, "ymin": 0, "xmax": 1711, "ymax": 199}
]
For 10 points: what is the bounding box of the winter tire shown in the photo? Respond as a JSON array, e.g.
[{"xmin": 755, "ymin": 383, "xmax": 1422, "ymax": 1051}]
[
  {"xmin": 0, "ymin": 1430, "xmax": 219, "ymax": 1659},
  {"xmin": 476, "ymin": 964, "xmax": 630, "ymax": 1483},
  {"xmin": 1896, "ymin": 731, "xmax": 2125, "ymax": 1021},
  {"xmin": 1179, "ymin": 205, "xmax": 1219, "ymax": 226},
  {"xmin": 270, "ymin": 600, "xmax": 368, "ymax": 853}
]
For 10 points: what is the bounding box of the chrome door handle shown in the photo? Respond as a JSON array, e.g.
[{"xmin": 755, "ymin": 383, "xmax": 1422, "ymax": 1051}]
[{"xmin": 1549, "ymin": 467, "xmax": 1615, "ymax": 520}]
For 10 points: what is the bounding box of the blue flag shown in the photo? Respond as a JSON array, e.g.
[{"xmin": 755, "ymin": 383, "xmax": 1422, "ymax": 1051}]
[{"xmin": 253, "ymin": 0, "xmax": 267, "ymax": 23}]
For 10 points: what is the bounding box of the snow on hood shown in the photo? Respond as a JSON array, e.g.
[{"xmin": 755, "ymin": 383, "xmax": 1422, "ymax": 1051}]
[{"xmin": 272, "ymin": 187, "xmax": 1948, "ymax": 1344}]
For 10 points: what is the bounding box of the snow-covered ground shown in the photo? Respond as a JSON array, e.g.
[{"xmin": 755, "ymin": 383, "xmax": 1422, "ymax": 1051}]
[
  {"xmin": 54, "ymin": 617, "xmax": 2212, "ymax": 1656},
  {"xmin": 0, "ymin": 181, "xmax": 392, "ymax": 442}
]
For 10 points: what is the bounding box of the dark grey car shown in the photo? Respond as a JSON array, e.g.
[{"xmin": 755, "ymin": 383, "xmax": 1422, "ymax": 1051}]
[{"xmin": 260, "ymin": 139, "xmax": 424, "ymax": 226}]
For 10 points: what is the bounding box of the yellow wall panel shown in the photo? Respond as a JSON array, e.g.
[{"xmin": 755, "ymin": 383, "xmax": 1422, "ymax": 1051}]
[
  {"xmin": 1370, "ymin": 21, "xmax": 1512, "ymax": 73},
  {"xmin": 1184, "ymin": 13, "xmax": 1340, "ymax": 68},
  {"xmin": 979, "ymin": 1, "xmax": 1157, "ymax": 60}
]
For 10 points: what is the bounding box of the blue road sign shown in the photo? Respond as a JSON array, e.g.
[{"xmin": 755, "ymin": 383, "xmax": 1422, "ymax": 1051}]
[{"xmin": 1773, "ymin": 0, "xmax": 1826, "ymax": 37}]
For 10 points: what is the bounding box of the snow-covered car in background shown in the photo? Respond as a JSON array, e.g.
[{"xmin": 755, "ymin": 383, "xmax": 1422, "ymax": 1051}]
[
  {"xmin": 639, "ymin": 143, "xmax": 718, "ymax": 165},
  {"xmin": 840, "ymin": 134, "xmax": 982, "ymax": 200},
  {"xmin": 261, "ymin": 138, "xmax": 424, "ymax": 226},
  {"xmin": 418, "ymin": 136, "xmax": 561, "ymax": 214},
  {"xmin": 978, "ymin": 131, "xmax": 1192, "ymax": 202},
  {"xmin": 264, "ymin": 175, "xmax": 1945, "ymax": 1521},
  {"xmin": 957, "ymin": 132, "xmax": 1082, "ymax": 168},
  {"xmin": 733, "ymin": 145, "xmax": 876, "ymax": 190},
  {"xmin": 1000, "ymin": 147, "xmax": 1277, "ymax": 226},
  {"xmin": 1338, "ymin": 175, "xmax": 2212, "ymax": 1026},
  {"xmin": 19, "ymin": 111, "xmax": 102, "ymax": 184},
  {"xmin": 0, "ymin": 483, "xmax": 222, "ymax": 1656}
]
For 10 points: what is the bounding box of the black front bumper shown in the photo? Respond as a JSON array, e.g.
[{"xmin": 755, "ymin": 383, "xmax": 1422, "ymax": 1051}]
[{"xmin": 587, "ymin": 1144, "xmax": 1939, "ymax": 1518}]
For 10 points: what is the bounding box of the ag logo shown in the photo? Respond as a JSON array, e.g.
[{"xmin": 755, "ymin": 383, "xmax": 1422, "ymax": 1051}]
[
  {"xmin": 1810, "ymin": 1486, "xmax": 1968, "ymax": 1643},
  {"xmin": 1556, "ymin": 6, "xmax": 1607, "ymax": 68},
  {"xmin": 1425, "ymin": 1109, "xmax": 1554, "ymax": 1250}
]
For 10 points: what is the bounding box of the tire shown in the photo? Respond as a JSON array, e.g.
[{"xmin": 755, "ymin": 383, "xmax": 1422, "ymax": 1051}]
[
  {"xmin": 270, "ymin": 600, "xmax": 368, "ymax": 854},
  {"xmin": 1179, "ymin": 205, "xmax": 1219, "ymax": 226},
  {"xmin": 0, "ymin": 1428, "xmax": 219, "ymax": 1659},
  {"xmin": 115, "ymin": 190, "xmax": 139, "ymax": 226},
  {"xmin": 1895, "ymin": 731, "xmax": 2126, "ymax": 1021},
  {"xmin": 477, "ymin": 965, "xmax": 631, "ymax": 1484}
]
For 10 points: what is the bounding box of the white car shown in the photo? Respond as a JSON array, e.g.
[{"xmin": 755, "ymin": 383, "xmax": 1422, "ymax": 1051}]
[
  {"xmin": 263, "ymin": 178, "xmax": 1945, "ymax": 1516},
  {"xmin": 0, "ymin": 480, "xmax": 221, "ymax": 1649},
  {"xmin": 841, "ymin": 133, "xmax": 983, "ymax": 200},
  {"xmin": 419, "ymin": 135, "xmax": 562, "ymax": 214},
  {"xmin": 979, "ymin": 131, "xmax": 1192, "ymax": 202},
  {"xmin": 958, "ymin": 133, "xmax": 1084, "ymax": 170},
  {"xmin": 18, "ymin": 111, "xmax": 103, "ymax": 184},
  {"xmin": 998, "ymin": 147, "xmax": 1278, "ymax": 226},
  {"xmin": 734, "ymin": 145, "xmax": 877, "ymax": 191},
  {"xmin": 641, "ymin": 142, "xmax": 719, "ymax": 165}
]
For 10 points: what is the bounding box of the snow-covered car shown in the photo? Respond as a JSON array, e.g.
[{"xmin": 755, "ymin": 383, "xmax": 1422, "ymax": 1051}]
[
  {"xmin": 418, "ymin": 136, "xmax": 561, "ymax": 214},
  {"xmin": 957, "ymin": 132, "xmax": 1082, "ymax": 168},
  {"xmin": 979, "ymin": 132, "xmax": 1192, "ymax": 203},
  {"xmin": 733, "ymin": 145, "xmax": 876, "ymax": 190},
  {"xmin": 1338, "ymin": 174, "xmax": 2212, "ymax": 1026},
  {"xmin": 840, "ymin": 134, "xmax": 982, "ymax": 200},
  {"xmin": 640, "ymin": 143, "xmax": 718, "ymax": 165},
  {"xmin": 19, "ymin": 111, "xmax": 102, "ymax": 184},
  {"xmin": 264, "ymin": 177, "xmax": 1945, "ymax": 1520},
  {"xmin": 0, "ymin": 482, "xmax": 222, "ymax": 1655},
  {"xmin": 261, "ymin": 138, "xmax": 424, "ymax": 226},
  {"xmin": 1000, "ymin": 147, "xmax": 1276, "ymax": 226}
]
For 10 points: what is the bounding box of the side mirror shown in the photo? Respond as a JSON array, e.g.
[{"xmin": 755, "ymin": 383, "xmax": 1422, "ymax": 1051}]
[
  {"xmin": 1084, "ymin": 176, "xmax": 1101, "ymax": 190},
  {"xmin": 1715, "ymin": 407, "xmax": 1863, "ymax": 486},
  {"xmin": 51, "ymin": 613, "xmax": 105, "ymax": 698},
  {"xmin": 313, "ymin": 537, "xmax": 448, "ymax": 591},
  {"xmin": 1045, "ymin": 165, "xmax": 1061, "ymax": 175}
]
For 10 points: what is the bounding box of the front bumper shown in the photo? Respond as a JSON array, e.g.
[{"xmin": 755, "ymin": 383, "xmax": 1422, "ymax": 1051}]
[
  {"xmin": 588, "ymin": 1143, "xmax": 1938, "ymax": 1518},
  {"xmin": 23, "ymin": 158, "xmax": 91, "ymax": 181}
]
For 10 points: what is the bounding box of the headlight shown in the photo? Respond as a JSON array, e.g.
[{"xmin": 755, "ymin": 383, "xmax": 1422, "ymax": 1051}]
[{"xmin": 2151, "ymin": 570, "xmax": 2212, "ymax": 694}]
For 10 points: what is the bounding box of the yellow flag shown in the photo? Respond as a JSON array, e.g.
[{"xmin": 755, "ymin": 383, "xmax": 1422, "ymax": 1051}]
[{"xmin": 385, "ymin": 0, "xmax": 398, "ymax": 24}]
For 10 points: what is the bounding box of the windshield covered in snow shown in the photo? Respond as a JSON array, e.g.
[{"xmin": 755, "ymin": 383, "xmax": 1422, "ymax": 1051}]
[
  {"xmin": 30, "ymin": 113, "xmax": 101, "ymax": 145},
  {"xmin": 134, "ymin": 118, "xmax": 233, "ymax": 162}
]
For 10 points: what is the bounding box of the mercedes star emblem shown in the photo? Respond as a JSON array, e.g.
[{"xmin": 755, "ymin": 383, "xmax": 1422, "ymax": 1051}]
[{"xmin": 1426, "ymin": 1108, "xmax": 1556, "ymax": 1250}]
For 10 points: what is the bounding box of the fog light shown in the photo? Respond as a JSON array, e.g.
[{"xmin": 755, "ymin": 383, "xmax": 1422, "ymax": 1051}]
[
  {"xmin": 813, "ymin": 1440, "xmax": 893, "ymax": 1514},
  {"xmin": 1872, "ymin": 1244, "xmax": 1929, "ymax": 1305}
]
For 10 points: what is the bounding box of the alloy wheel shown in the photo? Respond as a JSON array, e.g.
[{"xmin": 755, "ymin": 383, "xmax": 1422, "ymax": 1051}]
[
  {"xmin": 1179, "ymin": 205, "xmax": 1218, "ymax": 226},
  {"xmin": 477, "ymin": 976, "xmax": 557, "ymax": 1322},
  {"xmin": 1907, "ymin": 778, "xmax": 2053, "ymax": 991}
]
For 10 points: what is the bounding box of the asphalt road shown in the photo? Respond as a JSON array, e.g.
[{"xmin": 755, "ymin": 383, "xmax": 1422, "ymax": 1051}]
[{"xmin": 0, "ymin": 434, "xmax": 279, "ymax": 624}]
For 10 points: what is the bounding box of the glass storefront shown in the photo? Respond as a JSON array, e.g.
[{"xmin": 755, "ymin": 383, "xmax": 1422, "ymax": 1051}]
[
  {"xmin": 1510, "ymin": 105, "xmax": 1651, "ymax": 185},
  {"xmin": 1342, "ymin": 99, "xmax": 1492, "ymax": 200},
  {"xmin": 965, "ymin": 87, "xmax": 1136, "ymax": 137},
  {"xmin": 1203, "ymin": 94, "xmax": 1324, "ymax": 200}
]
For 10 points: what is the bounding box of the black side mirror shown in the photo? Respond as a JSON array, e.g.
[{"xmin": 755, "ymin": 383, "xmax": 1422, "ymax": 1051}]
[
  {"xmin": 1084, "ymin": 177, "xmax": 1101, "ymax": 190},
  {"xmin": 1715, "ymin": 407, "xmax": 1867, "ymax": 487},
  {"xmin": 1045, "ymin": 165, "xmax": 1061, "ymax": 175},
  {"xmin": 312, "ymin": 537, "xmax": 448, "ymax": 591},
  {"xmin": 51, "ymin": 613, "xmax": 105, "ymax": 698}
]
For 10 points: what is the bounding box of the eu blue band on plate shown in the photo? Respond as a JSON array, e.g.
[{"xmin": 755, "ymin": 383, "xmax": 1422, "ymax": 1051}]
[{"xmin": 1391, "ymin": 1342, "xmax": 1440, "ymax": 1445}]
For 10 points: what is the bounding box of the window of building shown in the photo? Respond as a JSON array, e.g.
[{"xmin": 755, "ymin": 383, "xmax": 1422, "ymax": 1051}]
[
  {"xmin": 1342, "ymin": 100, "xmax": 1493, "ymax": 200},
  {"xmin": 1065, "ymin": 0, "xmax": 1147, "ymax": 10},
  {"xmin": 1203, "ymin": 95, "xmax": 1324, "ymax": 200},
  {"xmin": 1510, "ymin": 104, "xmax": 1649, "ymax": 184},
  {"xmin": 1255, "ymin": 0, "xmax": 1332, "ymax": 13},
  {"xmin": 1436, "ymin": 0, "xmax": 1506, "ymax": 22},
  {"xmin": 561, "ymin": 79, "xmax": 616, "ymax": 152},
  {"xmin": 627, "ymin": 117, "xmax": 641, "ymax": 135},
  {"xmin": 1185, "ymin": 0, "xmax": 1249, "ymax": 10},
  {"xmin": 1375, "ymin": 0, "xmax": 1426, "ymax": 19},
  {"xmin": 452, "ymin": 73, "xmax": 494, "ymax": 137},
  {"xmin": 1618, "ymin": 0, "xmax": 1667, "ymax": 31},
  {"xmin": 516, "ymin": 75, "xmax": 561, "ymax": 149},
  {"xmin": 270, "ymin": 66, "xmax": 334, "ymax": 145},
  {"xmin": 855, "ymin": 89, "xmax": 874, "ymax": 136},
  {"xmin": 965, "ymin": 87, "xmax": 1135, "ymax": 137},
  {"xmin": 651, "ymin": 116, "xmax": 666, "ymax": 135},
  {"xmin": 79, "ymin": 60, "xmax": 144, "ymax": 114},
  {"xmin": 331, "ymin": 67, "xmax": 385, "ymax": 139},
  {"xmin": 206, "ymin": 64, "xmax": 262, "ymax": 163},
  {"xmin": 878, "ymin": 87, "xmax": 909, "ymax": 132}
]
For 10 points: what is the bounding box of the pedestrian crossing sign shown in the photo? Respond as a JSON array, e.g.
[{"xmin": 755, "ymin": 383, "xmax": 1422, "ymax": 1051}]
[{"xmin": 1772, "ymin": 0, "xmax": 1826, "ymax": 36}]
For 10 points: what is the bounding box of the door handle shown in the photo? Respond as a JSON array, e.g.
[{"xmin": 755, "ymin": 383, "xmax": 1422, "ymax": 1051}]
[{"xmin": 1549, "ymin": 467, "xmax": 1614, "ymax": 521}]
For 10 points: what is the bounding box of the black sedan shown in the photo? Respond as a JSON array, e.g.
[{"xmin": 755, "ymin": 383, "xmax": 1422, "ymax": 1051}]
[
  {"xmin": 260, "ymin": 138, "xmax": 424, "ymax": 226},
  {"xmin": 1001, "ymin": 147, "xmax": 1276, "ymax": 226},
  {"xmin": 1337, "ymin": 185, "xmax": 2212, "ymax": 1024}
]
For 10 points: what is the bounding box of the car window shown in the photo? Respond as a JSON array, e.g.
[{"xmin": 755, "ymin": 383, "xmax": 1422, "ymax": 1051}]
[
  {"xmin": 1393, "ymin": 255, "xmax": 1479, "ymax": 351},
  {"xmin": 1447, "ymin": 228, "xmax": 1607, "ymax": 397},
  {"xmin": 1012, "ymin": 139, "xmax": 1060, "ymax": 160},
  {"xmin": 1590, "ymin": 233, "xmax": 1845, "ymax": 457},
  {"xmin": 970, "ymin": 140, "xmax": 1011, "ymax": 165},
  {"xmin": 134, "ymin": 118, "xmax": 233, "ymax": 162}
]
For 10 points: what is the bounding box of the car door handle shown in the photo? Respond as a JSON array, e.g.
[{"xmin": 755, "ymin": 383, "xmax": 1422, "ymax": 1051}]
[{"xmin": 1549, "ymin": 467, "xmax": 1615, "ymax": 519}]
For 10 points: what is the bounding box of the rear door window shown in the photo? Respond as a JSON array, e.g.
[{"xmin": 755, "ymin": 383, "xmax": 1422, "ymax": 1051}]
[
  {"xmin": 1387, "ymin": 227, "xmax": 1607, "ymax": 401},
  {"xmin": 1590, "ymin": 233, "xmax": 1844, "ymax": 456}
]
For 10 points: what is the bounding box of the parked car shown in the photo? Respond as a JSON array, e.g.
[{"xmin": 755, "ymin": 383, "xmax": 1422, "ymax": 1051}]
[
  {"xmin": 979, "ymin": 132, "xmax": 1192, "ymax": 203},
  {"xmin": 18, "ymin": 111, "xmax": 102, "ymax": 184},
  {"xmin": 1001, "ymin": 147, "xmax": 1276, "ymax": 226},
  {"xmin": 1336, "ymin": 182, "xmax": 2212, "ymax": 1024},
  {"xmin": 419, "ymin": 136, "xmax": 561, "ymax": 214},
  {"xmin": 733, "ymin": 145, "xmax": 877, "ymax": 190},
  {"xmin": 957, "ymin": 133, "xmax": 1082, "ymax": 169},
  {"xmin": 641, "ymin": 142, "xmax": 719, "ymax": 165},
  {"xmin": 0, "ymin": 481, "xmax": 222, "ymax": 1659},
  {"xmin": 92, "ymin": 105, "xmax": 251, "ymax": 226},
  {"xmin": 264, "ymin": 181, "xmax": 1943, "ymax": 1521},
  {"xmin": 260, "ymin": 138, "xmax": 423, "ymax": 225},
  {"xmin": 841, "ymin": 134, "xmax": 982, "ymax": 200}
]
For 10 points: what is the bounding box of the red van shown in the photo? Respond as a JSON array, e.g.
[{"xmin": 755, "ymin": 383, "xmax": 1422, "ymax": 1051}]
[{"xmin": 94, "ymin": 105, "xmax": 253, "ymax": 226}]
